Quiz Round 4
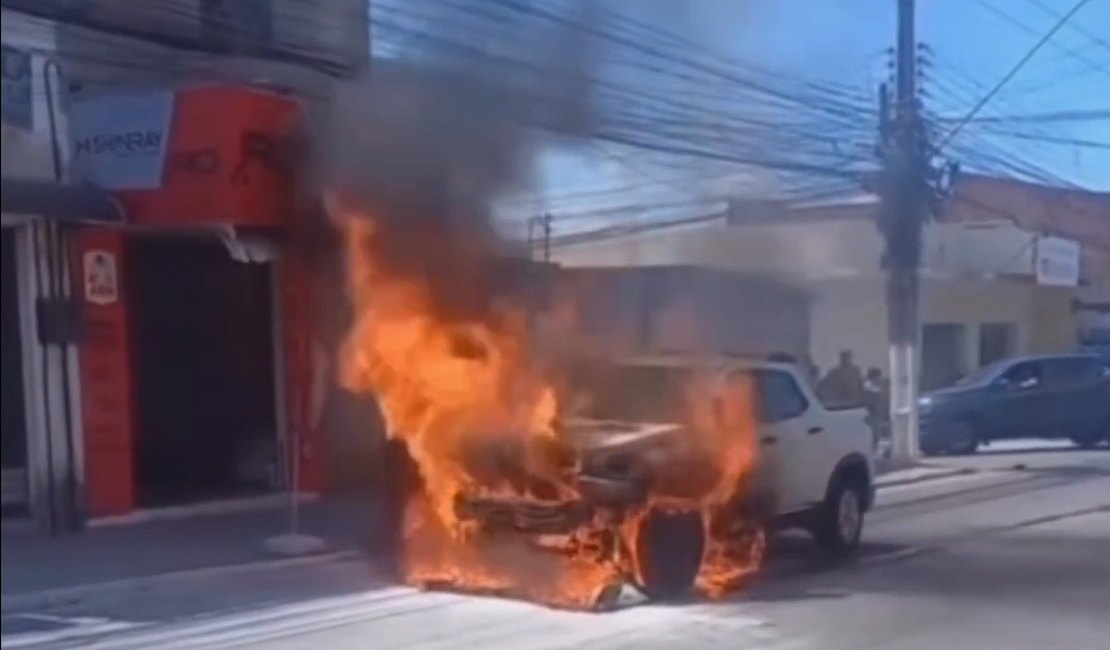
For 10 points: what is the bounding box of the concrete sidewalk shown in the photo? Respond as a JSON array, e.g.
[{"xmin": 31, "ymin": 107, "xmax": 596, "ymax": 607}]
[{"xmin": 1, "ymin": 494, "xmax": 381, "ymax": 614}]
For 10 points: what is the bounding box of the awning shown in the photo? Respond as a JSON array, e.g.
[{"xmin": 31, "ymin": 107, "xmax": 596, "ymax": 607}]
[{"xmin": 1, "ymin": 177, "xmax": 125, "ymax": 224}]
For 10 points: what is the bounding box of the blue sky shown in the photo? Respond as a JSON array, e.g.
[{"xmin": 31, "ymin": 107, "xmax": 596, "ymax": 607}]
[
  {"xmin": 523, "ymin": 0, "xmax": 1109, "ymax": 232},
  {"xmin": 665, "ymin": 0, "xmax": 1109, "ymax": 188},
  {"xmin": 374, "ymin": 0, "xmax": 1109, "ymax": 231}
]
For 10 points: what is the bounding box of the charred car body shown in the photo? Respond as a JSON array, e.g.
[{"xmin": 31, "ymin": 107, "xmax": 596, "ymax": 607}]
[{"xmin": 384, "ymin": 356, "xmax": 876, "ymax": 606}]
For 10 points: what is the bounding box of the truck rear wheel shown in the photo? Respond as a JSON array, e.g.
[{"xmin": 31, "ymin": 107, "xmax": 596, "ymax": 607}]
[
  {"xmin": 633, "ymin": 509, "xmax": 705, "ymax": 601},
  {"xmin": 813, "ymin": 478, "xmax": 865, "ymax": 555}
]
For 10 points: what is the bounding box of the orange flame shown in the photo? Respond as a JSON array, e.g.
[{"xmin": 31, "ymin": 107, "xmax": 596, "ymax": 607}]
[{"xmin": 331, "ymin": 195, "xmax": 761, "ymax": 608}]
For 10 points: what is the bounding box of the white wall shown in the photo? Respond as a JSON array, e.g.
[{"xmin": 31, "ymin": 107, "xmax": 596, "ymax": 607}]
[{"xmin": 1, "ymin": 10, "xmax": 63, "ymax": 181}]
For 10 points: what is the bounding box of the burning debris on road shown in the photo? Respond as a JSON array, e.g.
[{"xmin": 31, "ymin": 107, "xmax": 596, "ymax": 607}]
[{"xmin": 310, "ymin": 8, "xmax": 764, "ymax": 610}]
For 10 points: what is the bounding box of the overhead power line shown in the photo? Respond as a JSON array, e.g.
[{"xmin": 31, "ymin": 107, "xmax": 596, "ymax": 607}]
[
  {"xmin": 975, "ymin": 130, "xmax": 1110, "ymax": 150},
  {"xmin": 1023, "ymin": 0, "xmax": 1110, "ymax": 55},
  {"xmin": 968, "ymin": 0, "xmax": 1109, "ymax": 74},
  {"xmin": 934, "ymin": 108, "xmax": 1110, "ymax": 124},
  {"xmin": 936, "ymin": 0, "xmax": 1095, "ymax": 151}
]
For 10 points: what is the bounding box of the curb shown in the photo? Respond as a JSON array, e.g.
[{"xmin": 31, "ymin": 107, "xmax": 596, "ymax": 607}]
[
  {"xmin": 874, "ymin": 466, "xmax": 977, "ymax": 489},
  {"xmin": 1, "ymin": 549, "xmax": 360, "ymax": 615}
]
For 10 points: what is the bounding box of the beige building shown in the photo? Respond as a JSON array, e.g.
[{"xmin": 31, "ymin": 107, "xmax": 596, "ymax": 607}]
[{"xmin": 551, "ymin": 194, "xmax": 1084, "ymax": 389}]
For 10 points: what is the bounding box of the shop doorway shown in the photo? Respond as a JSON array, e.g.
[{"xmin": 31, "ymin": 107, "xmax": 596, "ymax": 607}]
[
  {"xmin": 128, "ymin": 236, "xmax": 278, "ymax": 507},
  {"xmin": 1, "ymin": 227, "xmax": 30, "ymax": 516}
]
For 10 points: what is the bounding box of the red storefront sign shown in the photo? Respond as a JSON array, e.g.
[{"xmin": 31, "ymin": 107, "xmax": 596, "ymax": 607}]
[
  {"xmin": 70, "ymin": 86, "xmax": 299, "ymax": 229},
  {"xmin": 70, "ymin": 86, "xmax": 322, "ymax": 516}
]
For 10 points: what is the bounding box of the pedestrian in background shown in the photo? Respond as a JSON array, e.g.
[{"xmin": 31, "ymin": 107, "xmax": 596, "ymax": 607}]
[
  {"xmin": 818, "ymin": 349, "xmax": 865, "ymax": 407},
  {"xmin": 863, "ymin": 367, "xmax": 891, "ymax": 455}
]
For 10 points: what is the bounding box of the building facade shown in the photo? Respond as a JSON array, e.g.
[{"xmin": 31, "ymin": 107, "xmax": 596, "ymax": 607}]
[
  {"xmin": 2, "ymin": 8, "xmax": 111, "ymax": 531},
  {"xmin": 551, "ymin": 183, "xmax": 1094, "ymax": 390},
  {"xmin": 2, "ymin": 1, "xmax": 369, "ymax": 532}
]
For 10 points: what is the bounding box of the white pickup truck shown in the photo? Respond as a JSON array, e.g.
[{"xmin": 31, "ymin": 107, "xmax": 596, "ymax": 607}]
[
  {"xmin": 392, "ymin": 355, "xmax": 876, "ymax": 604},
  {"xmin": 571, "ymin": 356, "xmax": 876, "ymax": 546}
]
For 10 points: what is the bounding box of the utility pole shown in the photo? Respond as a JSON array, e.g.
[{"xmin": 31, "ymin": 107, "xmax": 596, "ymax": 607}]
[
  {"xmin": 528, "ymin": 212, "xmax": 553, "ymax": 263},
  {"xmin": 541, "ymin": 212, "xmax": 552, "ymax": 264},
  {"xmin": 879, "ymin": 0, "xmax": 928, "ymax": 465}
]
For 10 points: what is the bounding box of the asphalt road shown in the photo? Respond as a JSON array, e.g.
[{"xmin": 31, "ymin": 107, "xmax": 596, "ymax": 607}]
[{"xmin": 4, "ymin": 445, "xmax": 1109, "ymax": 650}]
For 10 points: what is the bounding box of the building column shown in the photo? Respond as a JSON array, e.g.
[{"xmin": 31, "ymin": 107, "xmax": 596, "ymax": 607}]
[{"xmin": 71, "ymin": 227, "xmax": 136, "ymax": 516}]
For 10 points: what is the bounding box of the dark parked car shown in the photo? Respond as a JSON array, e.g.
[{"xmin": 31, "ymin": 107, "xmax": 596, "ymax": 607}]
[{"xmin": 918, "ymin": 353, "xmax": 1110, "ymax": 455}]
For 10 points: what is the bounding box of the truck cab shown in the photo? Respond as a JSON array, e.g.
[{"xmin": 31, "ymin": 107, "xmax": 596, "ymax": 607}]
[{"xmin": 568, "ymin": 355, "xmax": 876, "ymax": 548}]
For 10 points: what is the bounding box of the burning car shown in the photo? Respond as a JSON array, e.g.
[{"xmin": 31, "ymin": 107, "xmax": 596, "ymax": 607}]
[{"xmin": 380, "ymin": 354, "xmax": 875, "ymax": 609}]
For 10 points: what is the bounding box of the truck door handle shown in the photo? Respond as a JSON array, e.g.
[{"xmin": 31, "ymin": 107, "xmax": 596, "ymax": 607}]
[
  {"xmin": 761, "ymin": 436, "xmax": 778, "ymax": 446},
  {"xmin": 807, "ymin": 426, "xmax": 824, "ymax": 435}
]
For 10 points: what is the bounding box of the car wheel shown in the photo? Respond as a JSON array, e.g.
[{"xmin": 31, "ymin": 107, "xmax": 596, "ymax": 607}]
[
  {"xmin": 633, "ymin": 508, "xmax": 705, "ymax": 601},
  {"xmin": 813, "ymin": 479, "xmax": 865, "ymax": 555},
  {"xmin": 381, "ymin": 438, "xmax": 422, "ymax": 579},
  {"xmin": 947, "ymin": 422, "xmax": 979, "ymax": 455}
]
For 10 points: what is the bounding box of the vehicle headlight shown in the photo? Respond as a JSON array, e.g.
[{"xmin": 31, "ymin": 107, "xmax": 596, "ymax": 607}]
[{"xmin": 918, "ymin": 396, "xmax": 932, "ymax": 408}]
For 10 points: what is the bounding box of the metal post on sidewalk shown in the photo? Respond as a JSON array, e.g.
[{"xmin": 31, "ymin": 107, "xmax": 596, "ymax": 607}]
[{"xmin": 264, "ymin": 341, "xmax": 326, "ymax": 557}]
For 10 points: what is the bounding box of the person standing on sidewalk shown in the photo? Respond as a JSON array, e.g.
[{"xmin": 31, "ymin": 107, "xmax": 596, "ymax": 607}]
[{"xmin": 863, "ymin": 367, "xmax": 891, "ymax": 457}]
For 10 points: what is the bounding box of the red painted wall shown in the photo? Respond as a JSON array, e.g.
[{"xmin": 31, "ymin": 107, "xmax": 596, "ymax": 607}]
[
  {"xmin": 72, "ymin": 228, "xmax": 136, "ymax": 516},
  {"xmin": 72, "ymin": 86, "xmax": 319, "ymax": 515}
]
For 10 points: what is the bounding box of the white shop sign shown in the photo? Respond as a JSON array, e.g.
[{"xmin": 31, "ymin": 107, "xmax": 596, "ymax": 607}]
[{"xmin": 1034, "ymin": 235, "xmax": 1080, "ymax": 287}]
